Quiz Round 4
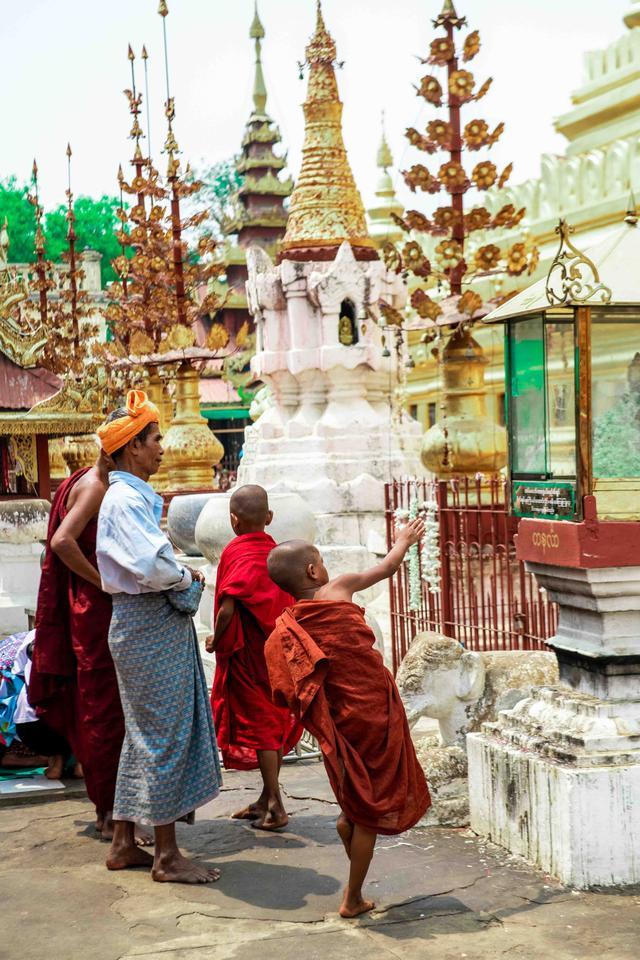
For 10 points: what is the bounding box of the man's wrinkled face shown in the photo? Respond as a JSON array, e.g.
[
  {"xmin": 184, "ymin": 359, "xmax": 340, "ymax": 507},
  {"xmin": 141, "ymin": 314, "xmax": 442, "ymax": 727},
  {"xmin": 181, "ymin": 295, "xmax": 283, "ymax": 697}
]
[{"xmin": 136, "ymin": 424, "xmax": 164, "ymax": 477}]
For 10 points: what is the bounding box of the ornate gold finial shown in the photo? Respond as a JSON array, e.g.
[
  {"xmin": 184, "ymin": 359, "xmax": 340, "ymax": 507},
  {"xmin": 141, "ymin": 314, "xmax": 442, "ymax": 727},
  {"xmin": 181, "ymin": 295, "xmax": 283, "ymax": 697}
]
[
  {"xmin": 251, "ymin": 2, "xmax": 267, "ymax": 114},
  {"xmin": 250, "ymin": 2, "xmax": 265, "ymax": 39},
  {"xmin": 158, "ymin": 0, "xmax": 169, "ymax": 16},
  {"xmin": 546, "ymin": 219, "xmax": 612, "ymax": 306},
  {"xmin": 377, "ymin": 112, "xmax": 393, "ymax": 170},
  {"xmin": 433, "ymin": 0, "xmax": 466, "ymax": 28},
  {"xmin": 281, "ymin": 3, "xmax": 376, "ymax": 261},
  {"xmin": 128, "ymin": 43, "xmax": 135, "ymax": 61}
]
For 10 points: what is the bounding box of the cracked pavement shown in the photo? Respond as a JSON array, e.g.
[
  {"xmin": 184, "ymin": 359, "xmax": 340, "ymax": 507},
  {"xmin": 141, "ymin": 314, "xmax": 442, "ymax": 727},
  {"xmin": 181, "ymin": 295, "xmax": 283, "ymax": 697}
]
[{"xmin": 1, "ymin": 762, "xmax": 638, "ymax": 959}]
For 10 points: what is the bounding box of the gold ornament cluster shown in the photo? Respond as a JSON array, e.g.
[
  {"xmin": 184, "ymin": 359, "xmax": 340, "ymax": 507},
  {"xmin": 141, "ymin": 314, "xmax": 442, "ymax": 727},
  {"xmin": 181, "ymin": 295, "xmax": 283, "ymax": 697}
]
[{"xmin": 387, "ymin": 5, "xmax": 539, "ymax": 325}]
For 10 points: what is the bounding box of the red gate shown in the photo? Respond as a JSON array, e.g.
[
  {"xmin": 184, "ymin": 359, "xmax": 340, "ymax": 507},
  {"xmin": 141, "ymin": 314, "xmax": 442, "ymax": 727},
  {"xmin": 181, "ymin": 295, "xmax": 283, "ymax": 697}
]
[{"xmin": 384, "ymin": 477, "xmax": 557, "ymax": 674}]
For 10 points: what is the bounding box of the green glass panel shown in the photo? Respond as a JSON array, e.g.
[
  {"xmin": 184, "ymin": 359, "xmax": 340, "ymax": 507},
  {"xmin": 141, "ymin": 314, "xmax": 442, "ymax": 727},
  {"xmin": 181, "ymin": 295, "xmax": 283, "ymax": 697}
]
[
  {"xmin": 591, "ymin": 316, "xmax": 640, "ymax": 479},
  {"xmin": 509, "ymin": 315, "xmax": 546, "ymax": 476},
  {"xmin": 544, "ymin": 321, "xmax": 576, "ymax": 477}
]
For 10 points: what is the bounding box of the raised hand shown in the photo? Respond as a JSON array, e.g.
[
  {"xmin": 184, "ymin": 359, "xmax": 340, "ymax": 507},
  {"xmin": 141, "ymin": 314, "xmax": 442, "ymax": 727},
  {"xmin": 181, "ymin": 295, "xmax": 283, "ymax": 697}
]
[{"xmin": 396, "ymin": 517, "xmax": 425, "ymax": 548}]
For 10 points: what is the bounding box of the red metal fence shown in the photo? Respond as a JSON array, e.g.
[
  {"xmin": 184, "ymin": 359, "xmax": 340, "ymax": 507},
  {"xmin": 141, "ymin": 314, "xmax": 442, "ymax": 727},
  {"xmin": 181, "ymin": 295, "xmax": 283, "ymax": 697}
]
[{"xmin": 385, "ymin": 476, "xmax": 557, "ymax": 674}]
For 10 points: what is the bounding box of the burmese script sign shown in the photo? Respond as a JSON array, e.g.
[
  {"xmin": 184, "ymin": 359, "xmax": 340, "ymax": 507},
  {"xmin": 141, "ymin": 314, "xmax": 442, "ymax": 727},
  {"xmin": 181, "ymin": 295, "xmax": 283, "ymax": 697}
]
[{"xmin": 512, "ymin": 480, "xmax": 576, "ymax": 520}]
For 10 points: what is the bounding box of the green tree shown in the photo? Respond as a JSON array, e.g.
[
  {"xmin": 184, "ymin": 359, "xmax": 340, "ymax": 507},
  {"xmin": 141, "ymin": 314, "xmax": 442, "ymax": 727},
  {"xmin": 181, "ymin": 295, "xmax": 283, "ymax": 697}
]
[
  {"xmin": 192, "ymin": 157, "xmax": 244, "ymax": 237},
  {"xmin": 45, "ymin": 195, "xmax": 126, "ymax": 286},
  {"xmin": 0, "ymin": 177, "xmax": 126, "ymax": 286},
  {"xmin": 0, "ymin": 177, "xmax": 36, "ymax": 262}
]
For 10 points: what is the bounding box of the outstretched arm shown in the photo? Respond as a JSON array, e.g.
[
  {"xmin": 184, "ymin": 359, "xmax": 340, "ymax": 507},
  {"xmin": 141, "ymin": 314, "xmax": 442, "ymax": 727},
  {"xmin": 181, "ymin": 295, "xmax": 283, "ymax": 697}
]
[
  {"xmin": 324, "ymin": 518, "xmax": 425, "ymax": 601},
  {"xmin": 50, "ymin": 482, "xmax": 105, "ymax": 589}
]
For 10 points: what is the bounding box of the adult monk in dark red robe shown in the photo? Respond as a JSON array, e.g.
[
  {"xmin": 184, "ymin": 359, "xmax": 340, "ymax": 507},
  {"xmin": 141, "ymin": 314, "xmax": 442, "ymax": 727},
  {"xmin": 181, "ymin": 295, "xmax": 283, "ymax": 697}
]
[
  {"xmin": 29, "ymin": 449, "xmax": 124, "ymax": 840},
  {"xmin": 207, "ymin": 484, "xmax": 301, "ymax": 830},
  {"xmin": 265, "ymin": 519, "xmax": 430, "ymax": 919}
]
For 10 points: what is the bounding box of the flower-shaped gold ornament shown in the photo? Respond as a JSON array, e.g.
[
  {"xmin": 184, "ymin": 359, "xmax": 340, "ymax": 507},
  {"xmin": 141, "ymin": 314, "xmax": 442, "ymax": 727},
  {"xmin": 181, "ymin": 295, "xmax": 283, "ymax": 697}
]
[
  {"xmin": 429, "ymin": 35, "xmax": 455, "ymax": 65},
  {"xmin": 402, "ymin": 241, "xmax": 432, "ymax": 278},
  {"xmin": 463, "ymin": 30, "xmax": 481, "ymax": 62},
  {"xmin": 411, "ymin": 289, "xmax": 443, "ymax": 321},
  {"xmin": 427, "ymin": 119, "xmax": 453, "ymax": 147},
  {"xmin": 449, "ymin": 69, "xmax": 476, "ymax": 101},
  {"xmin": 436, "ymin": 238, "xmax": 464, "ymax": 271},
  {"xmin": 492, "ymin": 204, "xmax": 526, "ymax": 229},
  {"xmin": 458, "ymin": 290, "xmax": 483, "ymax": 317},
  {"xmin": 498, "ymin": 163, "xmax": 513, "ymax": 188},
  {"xmin": 406, "ymin": 127, "xmax": 435, "ymax": 153},
  {"xmin": 433, "ymin": 206, "xmax": 462, "ymax": 232},
  {"xmin": 438, "ymin": 161, "xmax": 468, "ymax": 193},
  {"xmin": 207, "ymin": 323, "xmax": 230, "ymax": 350},
  {"xmin": 418, "ymin": 75, "xmax": 443, "ymax": 105},
  {"xmin": 506, "ymin": 242, "xmax": 528, "ymax": 276},
  {"xmin": 404, "ymin": 210, "xmax": 432, "ymax": 232},
  {"xmin": 471, "ymin": 160, "xmax": 498, "ymax": 190},
  {"xmin": 403, "ymin": 164, "xmax": 441, "ymax": 194},
  {"xmin": 463, "ymin": 118, "xmax": 489, "ymax": 150},
  {"xmin": 473, "ymin": 244, "xmax": 501, "ymax": 271},
  {"xmin": 464, "ymin": 207, "xmax": 491, "ymax": 233},
  {"xmin": 487, "ymin": 122, "xmax": 505, "ymax": 146},
  {"xmin": 474, "ymin": 77, "xmax": 493, "ymax": 101},
  {"xmin": 382, "ymin": 241, "xmax": 404, "ymax": 273},
  {"xmin": 527, "ymin": 245, "xmax": 540, "ymax": 275}
]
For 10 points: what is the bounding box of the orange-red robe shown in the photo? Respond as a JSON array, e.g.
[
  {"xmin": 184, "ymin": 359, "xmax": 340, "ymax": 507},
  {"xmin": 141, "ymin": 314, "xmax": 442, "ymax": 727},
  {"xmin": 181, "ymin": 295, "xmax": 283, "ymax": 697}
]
[
  {"xmin": 211, "ymin": 532, "xmax": 302, "ymax": 770},
  {"xmin": 29, "ymin": 469, "xmax": 123, "ymax": 813},
  {"xmin": 265, "ymin": 600, "xmax": 430, "ymax": 835}
]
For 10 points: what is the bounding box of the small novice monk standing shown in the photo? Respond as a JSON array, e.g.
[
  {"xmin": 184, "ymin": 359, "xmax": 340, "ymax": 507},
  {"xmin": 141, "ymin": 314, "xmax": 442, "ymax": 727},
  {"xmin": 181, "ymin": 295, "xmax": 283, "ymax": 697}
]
[
  {"xmin": 265, "ymin": 518, "xmax": 430, "ymax": 918},
  {"xmin": 207, "ymin": 485, "xmax": 301, "ymax": 830}
]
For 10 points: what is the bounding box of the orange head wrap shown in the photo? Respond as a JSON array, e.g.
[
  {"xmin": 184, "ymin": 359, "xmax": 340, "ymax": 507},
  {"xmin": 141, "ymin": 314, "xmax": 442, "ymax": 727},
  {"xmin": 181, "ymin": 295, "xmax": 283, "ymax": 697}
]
[{"xmin": 97, "ymin": 389, "xmax": 160, "ymax": 456}]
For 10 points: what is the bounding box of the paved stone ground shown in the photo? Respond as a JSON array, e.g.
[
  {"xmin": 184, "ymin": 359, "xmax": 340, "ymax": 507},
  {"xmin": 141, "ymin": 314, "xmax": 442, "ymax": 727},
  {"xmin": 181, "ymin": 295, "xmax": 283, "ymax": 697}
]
[{"xmin": 1, "ymin": 762, "xmax": 639, "ymax": 960}]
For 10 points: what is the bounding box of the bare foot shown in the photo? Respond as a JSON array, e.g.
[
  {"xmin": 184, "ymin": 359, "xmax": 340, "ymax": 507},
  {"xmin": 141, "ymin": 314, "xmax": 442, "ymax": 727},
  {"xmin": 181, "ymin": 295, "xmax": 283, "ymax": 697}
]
[
  {"xmin": 135, "ymin": 824, "xmax": 154, "ymax": 847},
  {"xmin": 251, "ymin": 810, "xmax": 289, "ymax": 831},
  {"xmin": 232, "ymin": 802, "xmax": 265, "ymax": 821},
  {"xmin": 44, "ymin": 755, "xmax": 65, "ymax": 780},
  {"xmin": 106, "ymin": 844, "xmax": 154, "ymax": 871},
  {"xmin": 71, "ymin": 761, "xmax": 84, "ymax": 779},
  {"xmin": 336, "ymin": 814, "xmax": 354, "ymax": 858},
  {"xmin": 152, "ymin": 852, "xmax": 221, "ymax": 884},
  {"xmin": 339, "ymin": 894, "xmax": 376, "ymax": 919}
]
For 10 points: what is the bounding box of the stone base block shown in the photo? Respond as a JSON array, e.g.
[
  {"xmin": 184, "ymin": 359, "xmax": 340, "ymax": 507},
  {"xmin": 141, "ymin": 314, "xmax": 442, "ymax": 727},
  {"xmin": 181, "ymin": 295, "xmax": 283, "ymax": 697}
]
[{"xmin": 468, "ymin": 687, "xmax": 640, "ymax": 887}]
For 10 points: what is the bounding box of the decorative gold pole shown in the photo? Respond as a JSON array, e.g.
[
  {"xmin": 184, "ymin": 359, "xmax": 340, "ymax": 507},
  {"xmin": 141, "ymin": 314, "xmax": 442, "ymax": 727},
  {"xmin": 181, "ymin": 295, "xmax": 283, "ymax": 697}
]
[
  {"xmin": 61, "ymin": 146, "xmax": 99, "ymax": 473},
  {"xmin": 156, "ymin": 0, "xmax": 223, "ymax": 490}
]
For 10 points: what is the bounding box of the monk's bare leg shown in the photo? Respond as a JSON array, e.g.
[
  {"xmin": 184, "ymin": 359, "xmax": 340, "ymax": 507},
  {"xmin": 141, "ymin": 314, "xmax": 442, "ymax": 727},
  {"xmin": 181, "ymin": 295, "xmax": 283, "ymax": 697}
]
[
  {"xmin": 151, "ymin": 823, "xmax": 220, "ymax": 884},
  {"xmin": 233, "ymin": 749, "xmax": 285, "ymax": 821},
  {"xmin": 339, "ymin": 824, "xmax": 377, "ymax": 918},
  {"xmin": 106, "ymin": 820, "xmax": 154, "ymax": 870},
  {"xmin": 44, "ymin": 755, "xmax": 65, "ymax": 780},
  {"xmin": 336, "ymin": 812, "xmax": 354, "ymax": 858},
  {"xmin": 97, "ymin": 811, "xmax": 152, "ymax": 846},
  {"xmin": 251, "ymin": 749, "xmax": 288, "ymax": 830}
]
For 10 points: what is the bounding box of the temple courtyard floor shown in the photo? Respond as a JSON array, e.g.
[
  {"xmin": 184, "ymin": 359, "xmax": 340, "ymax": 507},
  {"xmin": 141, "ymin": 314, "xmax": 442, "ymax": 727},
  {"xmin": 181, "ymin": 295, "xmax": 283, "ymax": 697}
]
[{"xmin": 1, "ymin": 762, "xmax": 638, "ymax": 960}]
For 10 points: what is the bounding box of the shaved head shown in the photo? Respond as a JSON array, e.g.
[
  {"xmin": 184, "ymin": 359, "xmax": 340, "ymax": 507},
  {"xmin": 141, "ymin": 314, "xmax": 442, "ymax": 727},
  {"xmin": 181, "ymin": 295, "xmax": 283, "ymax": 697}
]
[
  {"xmin": 229, "ymin": 484, "xmax": 270, "ymax": 531},
  {"xmin": 267, "ymin": 540, "xmax": 323, "ymax": 598}
]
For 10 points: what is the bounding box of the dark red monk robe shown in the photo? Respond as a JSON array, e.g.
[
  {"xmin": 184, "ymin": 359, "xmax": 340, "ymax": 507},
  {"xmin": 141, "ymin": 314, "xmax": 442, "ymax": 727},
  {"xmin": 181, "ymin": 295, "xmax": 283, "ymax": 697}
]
[
  {"xmin": 211, "ymin": 532, "xmax": 302, "ymax": 770},
  {"xmin": 29, "ymin": 469, "xmax": 123, "ymax": 813},
  {"xmin": 265, "ymin": 600, "xmax": 431, "ymax": 835}
]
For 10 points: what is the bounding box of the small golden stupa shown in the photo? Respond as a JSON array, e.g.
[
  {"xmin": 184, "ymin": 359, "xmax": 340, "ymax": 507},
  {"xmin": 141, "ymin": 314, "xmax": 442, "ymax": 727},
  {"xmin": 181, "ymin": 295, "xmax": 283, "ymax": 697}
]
[{"xmin": 281, "ymin": 1, "xmax": 377, "ymax": 261}]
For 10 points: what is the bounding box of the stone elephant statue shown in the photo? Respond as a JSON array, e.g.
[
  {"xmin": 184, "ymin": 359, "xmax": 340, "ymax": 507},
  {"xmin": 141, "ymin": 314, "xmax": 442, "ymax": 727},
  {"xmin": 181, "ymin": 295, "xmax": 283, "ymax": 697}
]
[{"xmin": 396, "ymin": 632, "xmax": 558, "ymax": 826}]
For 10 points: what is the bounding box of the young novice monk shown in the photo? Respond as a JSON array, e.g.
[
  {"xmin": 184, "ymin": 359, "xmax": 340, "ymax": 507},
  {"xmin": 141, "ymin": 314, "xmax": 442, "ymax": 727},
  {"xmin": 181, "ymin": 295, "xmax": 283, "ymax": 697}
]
[
  {"xmin": 206, "ymin": 485, "xmax": 301, "ymax": 830},
  {"xmin": 265, "ymin": 518, "xmax": 430, "ymax": 919}
]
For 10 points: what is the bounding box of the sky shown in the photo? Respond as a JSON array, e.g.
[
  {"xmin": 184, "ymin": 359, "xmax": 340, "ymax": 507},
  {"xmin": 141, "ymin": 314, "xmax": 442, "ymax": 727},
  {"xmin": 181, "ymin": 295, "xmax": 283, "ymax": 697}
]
[{"xmin": 2, "ymin": 0, "xmax": 634, "ymax": 213}]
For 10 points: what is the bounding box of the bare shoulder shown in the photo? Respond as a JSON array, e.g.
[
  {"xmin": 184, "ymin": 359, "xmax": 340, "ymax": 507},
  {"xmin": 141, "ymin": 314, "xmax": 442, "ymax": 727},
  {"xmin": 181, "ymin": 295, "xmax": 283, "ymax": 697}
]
[
  {"xmin": 68, "ymin": 475, "xmax": 107, "ymax": 513},
  {"xmin": 315, "ymin": 575, "xmax": 354, "ymax": 602}
]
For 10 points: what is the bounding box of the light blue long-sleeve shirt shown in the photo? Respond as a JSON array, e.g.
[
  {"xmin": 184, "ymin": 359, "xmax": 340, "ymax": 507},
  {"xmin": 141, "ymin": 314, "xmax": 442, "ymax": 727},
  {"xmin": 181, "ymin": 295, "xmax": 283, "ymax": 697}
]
[{"xmin": 97, "ymin": 471, "xmax": 191, "ymax": 596}]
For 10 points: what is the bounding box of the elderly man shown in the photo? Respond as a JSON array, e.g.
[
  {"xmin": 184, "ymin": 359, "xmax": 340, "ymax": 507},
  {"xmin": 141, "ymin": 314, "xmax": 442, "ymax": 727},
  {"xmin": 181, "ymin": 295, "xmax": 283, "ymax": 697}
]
[{"xmin": 96, "ymin": 390, "xmax": 222, "ymax": 884}]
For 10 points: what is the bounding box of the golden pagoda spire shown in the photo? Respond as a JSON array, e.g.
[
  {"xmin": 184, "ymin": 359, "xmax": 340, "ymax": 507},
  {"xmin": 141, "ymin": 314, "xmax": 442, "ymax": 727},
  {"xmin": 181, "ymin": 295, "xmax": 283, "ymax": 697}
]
[
  {"xmin": 250, "ymin": 3, "xmax": 267, "ymax": 114},
  {"xmin": 281, "ymin": 1, "xmax": 376, "ymax": 261}
]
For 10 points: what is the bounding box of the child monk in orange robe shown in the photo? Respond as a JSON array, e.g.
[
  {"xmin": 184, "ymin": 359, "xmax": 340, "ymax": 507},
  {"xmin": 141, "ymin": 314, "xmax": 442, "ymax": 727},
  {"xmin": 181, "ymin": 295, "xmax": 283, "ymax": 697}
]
[
  {"xmin": 264, "ymin": 518, "xmax": 430, "ymax": 918},
  {"xmin": 207, "ymin": 485, "xmax": 301, "ymax": 830}
]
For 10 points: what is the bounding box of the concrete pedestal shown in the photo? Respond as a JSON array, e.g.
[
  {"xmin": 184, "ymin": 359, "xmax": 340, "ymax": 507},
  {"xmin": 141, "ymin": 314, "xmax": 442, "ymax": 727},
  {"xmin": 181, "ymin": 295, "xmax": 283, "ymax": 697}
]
[{"xmin": 468, "ymin": 560, "xmax": 640, "ymax": 888}]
